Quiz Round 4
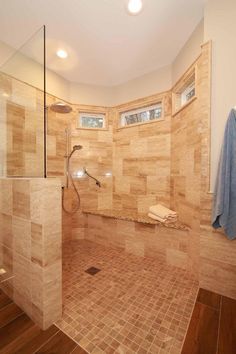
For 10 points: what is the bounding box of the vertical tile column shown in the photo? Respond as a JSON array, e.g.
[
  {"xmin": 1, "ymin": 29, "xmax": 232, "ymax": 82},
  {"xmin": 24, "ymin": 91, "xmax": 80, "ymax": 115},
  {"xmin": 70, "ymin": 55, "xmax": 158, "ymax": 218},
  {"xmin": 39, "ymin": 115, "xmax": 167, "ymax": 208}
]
[{"xmin": 0, "ymin": 177, "xmax": 62, "ymax": 329}]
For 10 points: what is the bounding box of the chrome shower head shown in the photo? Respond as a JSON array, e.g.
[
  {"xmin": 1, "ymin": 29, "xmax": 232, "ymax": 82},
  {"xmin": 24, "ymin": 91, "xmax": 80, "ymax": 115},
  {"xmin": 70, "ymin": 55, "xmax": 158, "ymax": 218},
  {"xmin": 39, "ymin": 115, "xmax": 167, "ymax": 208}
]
[
  {"xmin": 73, "ymin": 145, "xmax": 83, "ymax": 151},
  {"xmin": 68, "ymin": 145, "xmax": 83, "ymax": 159},
  {"xmin": 49, "ymin": 102, "xmax": 72, "ymax": 114}
]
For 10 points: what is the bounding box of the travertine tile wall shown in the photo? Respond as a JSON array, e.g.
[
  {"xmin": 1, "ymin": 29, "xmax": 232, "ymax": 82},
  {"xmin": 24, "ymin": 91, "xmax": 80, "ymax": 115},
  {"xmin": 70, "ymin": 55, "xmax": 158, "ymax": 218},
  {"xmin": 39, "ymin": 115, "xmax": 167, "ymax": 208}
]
[
  {"xmin": 85, "ymin": 214, "xmax": 192, "ymax": 270},
  {"xmin": 0, "ymin": 73, "xmax": 10, "ymax": 176},
  {"xmin": 70, "ymin": 105, "xmax": 113, "ymax": 211},
  {"xmin": 112, "ymin": 92, "xmax": 172, "ymax": 213},
  {"xmin": 69, "ymin": 105, "xmax": 113, "ymax": 239},
  {"xmin": 46, "ymin": 99, "xmax": 113, "ymax": 240},
  {"xmin": 1, "ymin": 74, "xmax": 171, "ymax": 239},
  {"xmin": 170, "ymin": 60, "xmax": 202, "ymax": 275},
  {"xmin": 171, "ymin": 42, "xmax": 236, "ymax": 298},
  {"xmin": 199, "ymin": 44, "xmax": 236, "ymax": 298},
  {"xmin": 0, "ymin": 178, "xmax": 62, "ymax": 329},
  {"xmin": 46, "ymin": 95, "xmax": 74, "ymax": 242},
  {"xmin": 1, "ymin": 42, "xmax": 236, "ymax": 300},
  {"xmin": 48, "ymin": 43, "xmax": 233, "ymax": 298},
  {"xmin": 0, "ymin": 72, "xmax": 44, "ymax": 177}
]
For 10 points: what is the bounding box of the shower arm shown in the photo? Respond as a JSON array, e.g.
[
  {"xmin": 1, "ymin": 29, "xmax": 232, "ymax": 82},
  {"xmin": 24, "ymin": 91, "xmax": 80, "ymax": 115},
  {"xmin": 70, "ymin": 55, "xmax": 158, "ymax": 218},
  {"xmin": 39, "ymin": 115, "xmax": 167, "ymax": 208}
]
[{"xmin": 83, "ymin": 168, "xmax": 101, "ymax": 188}]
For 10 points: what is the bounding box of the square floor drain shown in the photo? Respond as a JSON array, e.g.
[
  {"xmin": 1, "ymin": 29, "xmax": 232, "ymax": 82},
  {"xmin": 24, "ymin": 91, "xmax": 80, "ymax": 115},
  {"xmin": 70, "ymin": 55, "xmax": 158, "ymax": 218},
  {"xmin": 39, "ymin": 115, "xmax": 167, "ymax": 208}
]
[{"xmin": 85, "ymin": 267, "xmax": 101, "ymax": 276}]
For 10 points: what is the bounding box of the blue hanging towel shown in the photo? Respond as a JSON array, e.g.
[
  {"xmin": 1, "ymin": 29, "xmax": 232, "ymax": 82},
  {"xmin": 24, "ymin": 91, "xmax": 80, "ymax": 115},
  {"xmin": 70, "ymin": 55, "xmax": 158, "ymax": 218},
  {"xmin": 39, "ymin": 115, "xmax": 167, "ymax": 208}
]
[{"xmin": 212, "ymin": 109, "xmax": 236, "ymax": 240}]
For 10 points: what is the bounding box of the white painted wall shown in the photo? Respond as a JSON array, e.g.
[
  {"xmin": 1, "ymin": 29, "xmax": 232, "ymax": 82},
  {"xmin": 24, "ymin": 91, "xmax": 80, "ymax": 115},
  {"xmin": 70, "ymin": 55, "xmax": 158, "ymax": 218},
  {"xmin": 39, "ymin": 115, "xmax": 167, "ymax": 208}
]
[
  {"xmin": 172, "ymin": 20, "xmax": 204, "ymax": 85},
  {"xmin": 0, "ymin": 39, "xmax": 70, "ymax": 100},
  {"xmin": 69, "ymin": 82, "xmax": 113, "ymax": 106},
  {"xmin": 204, "ymin": 0, "xmax": 236, "ymax": 190},
  {"xmin": 111, "ymin": 65, "xmax": 172, "ymax": 106},
  {"xmin": 0, "ymin": 19, "xmax": 205, "ymax": 108}
]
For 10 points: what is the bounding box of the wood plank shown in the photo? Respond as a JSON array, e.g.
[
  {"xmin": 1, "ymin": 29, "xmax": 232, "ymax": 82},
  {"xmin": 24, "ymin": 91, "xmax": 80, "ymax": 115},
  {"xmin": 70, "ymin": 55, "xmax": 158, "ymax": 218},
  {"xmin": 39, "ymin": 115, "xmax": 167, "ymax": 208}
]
[
  {"xmin": 0, "ymin": 302, "xmax": 23, "ymax": 328},
  {"xmin": 181, "ymin": 302, "xmax": 219, "ymax": 354},
  {"xmin": 0, "ymin": 291, "xmax": 12, "ymax": 310},
  {"xmin": 197, "ymin": 288, "xmax": 221, "ymax": 310},
  {"xmin": 16, "ymin": 325, "xmax": 59, "ymax": 354},
  {"xmin": 71, "ymin": 345, "xmax": 88, "ymax": 354},
  {"xmin": 35, "ymin": 330, "xmax": 77, "ymax": 354},
  {"xmin": 218, "ymin": 296, "xmax": 236, "ymax": 354},
  {"xmin": 0, "ymin": 313, "xmax": 37, "ymax": 354}
]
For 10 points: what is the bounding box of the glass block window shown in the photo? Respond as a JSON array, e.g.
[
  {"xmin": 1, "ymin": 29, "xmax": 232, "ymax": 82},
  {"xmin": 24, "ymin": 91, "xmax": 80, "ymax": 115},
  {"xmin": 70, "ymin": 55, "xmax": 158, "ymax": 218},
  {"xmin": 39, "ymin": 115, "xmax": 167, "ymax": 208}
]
[
  {"xmin": 78, "ymin": 112, "xmax": 106, "ymax": 129},
  {"xmin": 120, "ymin": 103, "xmax": 162, "ymax": 127}
]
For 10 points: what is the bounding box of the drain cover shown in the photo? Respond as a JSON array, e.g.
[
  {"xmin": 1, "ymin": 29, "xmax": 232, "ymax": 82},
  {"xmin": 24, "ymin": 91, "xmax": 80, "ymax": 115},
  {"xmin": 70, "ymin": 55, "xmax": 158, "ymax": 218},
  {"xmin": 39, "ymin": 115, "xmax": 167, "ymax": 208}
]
[{"xmin": 85, "ymin": 267, "xmax": 101, "ymax": 276}]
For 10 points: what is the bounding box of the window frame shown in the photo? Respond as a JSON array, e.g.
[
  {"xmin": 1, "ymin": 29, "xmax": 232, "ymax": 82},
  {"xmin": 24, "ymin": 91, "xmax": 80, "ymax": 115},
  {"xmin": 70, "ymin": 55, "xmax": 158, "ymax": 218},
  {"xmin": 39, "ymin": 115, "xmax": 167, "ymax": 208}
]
[
  {"xmin": 117, "ymin": 100, "xmax": 164, "ymax": 130},
  {"xmin": 172, "ymin": 65, "xmax": 197, "ymax": 116},
  {"xmin": 77, "ymin": 107, "xmax": 108, "ymax": 131}
]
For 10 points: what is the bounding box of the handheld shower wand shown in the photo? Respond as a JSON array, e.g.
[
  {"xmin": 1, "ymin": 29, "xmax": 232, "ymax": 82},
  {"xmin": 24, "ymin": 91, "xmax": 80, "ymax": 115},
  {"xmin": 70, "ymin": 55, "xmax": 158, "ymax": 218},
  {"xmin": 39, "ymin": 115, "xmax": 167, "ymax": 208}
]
[
  {"xmin": 63, "ymin": 144, "xmax": 83, "ymax": 214},
  {"xmin": 83, "ymin": 168, "xmax": 101, "ymax": 188}
]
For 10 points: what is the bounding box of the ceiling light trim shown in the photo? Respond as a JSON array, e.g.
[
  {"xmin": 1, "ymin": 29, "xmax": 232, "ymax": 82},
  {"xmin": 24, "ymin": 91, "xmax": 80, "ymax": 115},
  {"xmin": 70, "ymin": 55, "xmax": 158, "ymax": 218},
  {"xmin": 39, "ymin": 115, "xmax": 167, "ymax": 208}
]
[
  {"xmin": 127, "ymin": 0, "xmax": 143, "ymax": 15},
  {"xmin": 56, "ymin": 49, "xmax": 68, "ymax": 59}
]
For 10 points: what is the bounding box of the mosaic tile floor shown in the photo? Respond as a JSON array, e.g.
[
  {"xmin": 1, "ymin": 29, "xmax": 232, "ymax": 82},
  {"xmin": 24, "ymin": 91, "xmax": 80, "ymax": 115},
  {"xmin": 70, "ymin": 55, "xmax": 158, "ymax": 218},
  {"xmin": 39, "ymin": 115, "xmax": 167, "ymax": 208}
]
[{"xmin": 56, "ymin": 240, "xmax": 199, "ymax": 354}]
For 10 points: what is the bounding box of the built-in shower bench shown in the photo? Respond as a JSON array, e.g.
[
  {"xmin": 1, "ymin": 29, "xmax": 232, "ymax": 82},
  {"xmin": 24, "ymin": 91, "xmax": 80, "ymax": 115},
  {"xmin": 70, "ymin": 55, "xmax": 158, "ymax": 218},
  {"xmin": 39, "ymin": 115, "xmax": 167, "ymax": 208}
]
[
  {"xmin": 83, "ymin": 209, "xmax": 188, "ymax": 231},
  {"xmin": 82, "ymin": 209, "xmax": 191, "ymax": 270}
]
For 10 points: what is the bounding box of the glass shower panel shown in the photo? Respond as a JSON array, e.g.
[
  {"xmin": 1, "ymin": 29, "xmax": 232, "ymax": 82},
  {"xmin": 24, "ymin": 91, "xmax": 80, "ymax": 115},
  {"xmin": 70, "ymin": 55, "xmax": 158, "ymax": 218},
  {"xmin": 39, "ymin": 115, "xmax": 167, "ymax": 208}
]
[{"xmin": 0, "ymin": 26, "xmax": 46, "ymax": 177}]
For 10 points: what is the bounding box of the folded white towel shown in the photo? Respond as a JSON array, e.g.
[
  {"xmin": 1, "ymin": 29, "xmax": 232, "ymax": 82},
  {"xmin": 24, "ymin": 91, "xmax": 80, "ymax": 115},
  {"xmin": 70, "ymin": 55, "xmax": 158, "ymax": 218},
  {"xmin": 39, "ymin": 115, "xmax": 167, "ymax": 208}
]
[
  {"xmin": 149, "ymin": 204, "xmax": 177, "ymax": 219},
  {"xmin": 148, "ymin": 212, "xmax": 177, "ymax": 223}
]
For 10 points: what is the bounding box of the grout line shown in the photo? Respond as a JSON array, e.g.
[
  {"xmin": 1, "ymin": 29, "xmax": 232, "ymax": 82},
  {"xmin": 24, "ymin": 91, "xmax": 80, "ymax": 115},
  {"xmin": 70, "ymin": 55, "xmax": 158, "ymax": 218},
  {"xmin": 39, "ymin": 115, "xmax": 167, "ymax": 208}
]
[
  {"xmin": 216, "ymin": 296, "xmax": 222, "ymax": 354},
  {"xmin": 31, "ymin": 327, "xmax": 60, "ymax": 354}
]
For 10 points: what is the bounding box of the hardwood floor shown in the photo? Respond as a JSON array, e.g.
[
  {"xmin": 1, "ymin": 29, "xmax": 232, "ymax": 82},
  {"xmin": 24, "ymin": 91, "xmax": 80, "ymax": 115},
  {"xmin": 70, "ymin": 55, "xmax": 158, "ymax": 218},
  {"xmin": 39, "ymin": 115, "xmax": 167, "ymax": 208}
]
[
  {"xmin": 0, "ymin": 290, "xmax": 87, "ymax": 354},
  {"xmin": 0, "ymin": 288, "xmax": 235, "ymax": 354},
  {"xmin": 218, "ymin": 296, "xmax": 236, "ymax": 354},
  {"xmin": 182, "ymin": 288, "xmax": 236, "ymax": 354}
]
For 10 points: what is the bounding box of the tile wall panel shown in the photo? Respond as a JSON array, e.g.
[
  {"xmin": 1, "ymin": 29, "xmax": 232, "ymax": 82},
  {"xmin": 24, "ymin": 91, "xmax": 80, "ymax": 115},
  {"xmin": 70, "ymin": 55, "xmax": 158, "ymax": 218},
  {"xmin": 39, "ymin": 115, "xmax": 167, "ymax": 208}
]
[
  {"xmin": 0, "ymin": 73, "xmax": 44, "ymax": 177},
  {"xmin": 1, "ymin": 41, "xmax": 235, "ymax": 300},
  {"xmin": 0, "ymin": 178, "xmax": 62, "ymax": 330},
  {"xmin": 85, "ymin": 214, "xmax": 191, "ymax": 270},
  {"xmin": 171, "ymin": 42, "xmax": 236, "ymax": 298},
  {"xmin": 112, "ymin": 92, "xmax": 172, "ymax": 213}
]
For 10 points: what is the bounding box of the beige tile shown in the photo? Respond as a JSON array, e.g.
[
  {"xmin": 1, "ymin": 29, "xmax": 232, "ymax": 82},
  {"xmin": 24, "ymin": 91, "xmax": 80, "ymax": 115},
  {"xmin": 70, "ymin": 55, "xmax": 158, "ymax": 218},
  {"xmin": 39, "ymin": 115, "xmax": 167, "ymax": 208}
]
[
  {"xmin": 31, "ymin": 222, "xmax": 43, "ymax": 265},
  {"xmin": 57, "ymin": 239, "xmax": 198, "ymax": 353},
  {"xmin": 0, "ymin": 213, "xmax": 13, "ymax": 248},
  {"xmin": 12, "ymin": 216, "xmax": 31, "ymax": 259},
  {"xmin": 13, "ymin": 179, "xmax": 30, "ymax": 219},
  {"xmin": 166, "ymin": 249, "xmax": 188, "ymax": 269},
  {"xmin": 0, "ymin": 179, "xmax": 12, "ymax": 214}
]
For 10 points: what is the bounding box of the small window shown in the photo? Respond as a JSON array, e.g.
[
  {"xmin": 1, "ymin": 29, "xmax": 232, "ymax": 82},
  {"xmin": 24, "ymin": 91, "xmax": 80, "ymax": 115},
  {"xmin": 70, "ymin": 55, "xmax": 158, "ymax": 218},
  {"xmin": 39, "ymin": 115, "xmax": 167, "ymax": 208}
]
[
  {"xmin": 78, "ymin": 112, "xmax": 106, "ymax": 129},
  {"xmin": 120, "ymin": 103, "xmax": 162, "ymax": 127},
  {"xmin": 181, "ymin": 82, "xmax": 195, "ymax": 106},
  {"xmin": 172, "ymin": 66, "xmax": 196, "ymax": 115}
]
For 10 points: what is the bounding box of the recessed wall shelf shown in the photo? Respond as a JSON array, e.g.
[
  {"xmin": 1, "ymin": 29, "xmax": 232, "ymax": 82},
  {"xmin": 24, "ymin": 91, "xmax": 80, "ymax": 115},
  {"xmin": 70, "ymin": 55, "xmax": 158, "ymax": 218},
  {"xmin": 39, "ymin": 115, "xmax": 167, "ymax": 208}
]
[{"xmin": 172, "ymin": 65, "xmax": 197, "ymax": 116}]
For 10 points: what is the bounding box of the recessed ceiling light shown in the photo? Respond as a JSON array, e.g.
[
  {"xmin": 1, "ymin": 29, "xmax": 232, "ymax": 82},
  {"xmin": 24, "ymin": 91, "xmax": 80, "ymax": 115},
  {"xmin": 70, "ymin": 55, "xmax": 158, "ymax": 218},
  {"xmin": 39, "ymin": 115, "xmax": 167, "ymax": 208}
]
[
  {"xmin": 56, "ymin": 49, "xmax": 68, "ymax": 59},
  {"xmin": 127, "ymin": 0, "xmax": 143, "ymax": 15}
]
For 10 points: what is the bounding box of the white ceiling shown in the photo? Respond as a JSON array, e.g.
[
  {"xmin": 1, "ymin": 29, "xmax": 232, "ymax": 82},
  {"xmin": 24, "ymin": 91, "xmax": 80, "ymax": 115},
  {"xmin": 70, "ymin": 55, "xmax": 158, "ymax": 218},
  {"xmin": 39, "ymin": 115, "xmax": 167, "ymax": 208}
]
[{"xmin": 0, "ymin": 0, "xmax": 204, "ymax": 86}]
